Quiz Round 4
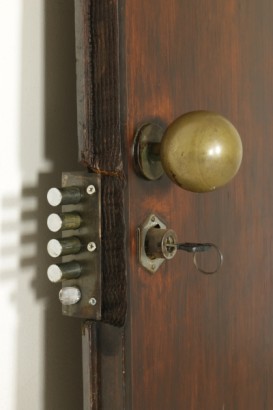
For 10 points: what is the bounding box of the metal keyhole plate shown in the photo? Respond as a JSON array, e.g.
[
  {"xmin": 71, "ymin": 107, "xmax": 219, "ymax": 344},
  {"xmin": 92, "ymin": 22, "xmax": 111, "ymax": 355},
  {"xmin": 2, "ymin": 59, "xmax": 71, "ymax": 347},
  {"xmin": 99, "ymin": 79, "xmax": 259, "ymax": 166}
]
[{"xmin": 138, "ymin": 214, "xmax": 170, "ymax": 273}]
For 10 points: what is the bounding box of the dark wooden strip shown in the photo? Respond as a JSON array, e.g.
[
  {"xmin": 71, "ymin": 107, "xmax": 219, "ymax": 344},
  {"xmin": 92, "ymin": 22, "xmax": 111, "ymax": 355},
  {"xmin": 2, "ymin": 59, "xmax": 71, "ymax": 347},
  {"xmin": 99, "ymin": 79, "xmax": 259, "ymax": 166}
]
[
  {"xmin": 82, "ymin": 322, "xmax": 126, "ymax": 410},
  {"xmin": 75, "ymin": 0, "xmax": 122, "ymax": 173},
  {"xmin": 98, "ymin": 324, "xmax": 126, "ymax": 409},
  {"xmin": 82, "ymin": 322, "xmax": 99, "ymax": 410},
  {"xmin": 75, "ymin": 0, "xmax": 126, "ymax": 327},
  {"xmin": 101, "ymin": 176, "xmax": 126, "ymax": 326},
  {"xmin": 75, "ymin": 0, "xmax": 92, "ymax": 165}
]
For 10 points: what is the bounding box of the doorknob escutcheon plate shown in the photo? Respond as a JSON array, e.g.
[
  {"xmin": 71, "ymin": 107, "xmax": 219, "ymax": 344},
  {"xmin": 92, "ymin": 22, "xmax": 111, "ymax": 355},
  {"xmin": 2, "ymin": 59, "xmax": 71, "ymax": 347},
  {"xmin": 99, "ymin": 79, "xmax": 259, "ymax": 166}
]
[{"xmin": 134, "ymin": 122, "xmax": 165, "ymax": 181}]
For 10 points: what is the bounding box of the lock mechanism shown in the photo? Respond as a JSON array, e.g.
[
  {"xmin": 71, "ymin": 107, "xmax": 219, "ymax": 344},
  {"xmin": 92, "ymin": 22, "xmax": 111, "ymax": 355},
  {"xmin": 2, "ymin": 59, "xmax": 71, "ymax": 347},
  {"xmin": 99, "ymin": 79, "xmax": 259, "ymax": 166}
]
[
  {"xmin": 47, "ymin": 172, "xmax": 101, "ymax": 319},
  {"xmin": 138, "ymin": 214, "xmax": 171, "ymax": 273},
  {"xmin": 138, "ymin": 214, "xmax": 223, "ymax": 274}
]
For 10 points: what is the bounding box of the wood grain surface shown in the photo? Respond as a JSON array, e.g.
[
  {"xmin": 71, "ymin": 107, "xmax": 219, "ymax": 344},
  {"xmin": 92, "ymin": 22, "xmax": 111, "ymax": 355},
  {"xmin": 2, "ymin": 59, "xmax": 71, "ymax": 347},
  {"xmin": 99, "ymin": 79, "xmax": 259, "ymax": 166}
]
[
  {"xmin": 76, "ymin": 0, "xmax": 273, "ymax": 408},
  {"xmin": 75, "ymin": 0, "xmax": 127, "ymax": 327}
]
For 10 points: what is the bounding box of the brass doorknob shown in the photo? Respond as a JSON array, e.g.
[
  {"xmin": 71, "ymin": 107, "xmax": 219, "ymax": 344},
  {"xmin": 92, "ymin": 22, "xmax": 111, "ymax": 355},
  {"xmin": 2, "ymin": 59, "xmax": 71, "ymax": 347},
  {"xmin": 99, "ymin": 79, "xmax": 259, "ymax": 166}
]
[{"xmin": 134, "ymin": 111, "xmax": 243, "ymax": 192}]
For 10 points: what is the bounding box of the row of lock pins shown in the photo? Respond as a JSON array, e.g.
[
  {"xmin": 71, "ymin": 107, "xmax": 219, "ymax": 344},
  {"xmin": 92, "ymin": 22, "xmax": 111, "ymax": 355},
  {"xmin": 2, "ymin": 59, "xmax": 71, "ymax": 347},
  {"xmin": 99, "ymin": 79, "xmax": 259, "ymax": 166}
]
[{"xmin": 46, "ymin": 185, "xmax": 96, "ymax": 306}]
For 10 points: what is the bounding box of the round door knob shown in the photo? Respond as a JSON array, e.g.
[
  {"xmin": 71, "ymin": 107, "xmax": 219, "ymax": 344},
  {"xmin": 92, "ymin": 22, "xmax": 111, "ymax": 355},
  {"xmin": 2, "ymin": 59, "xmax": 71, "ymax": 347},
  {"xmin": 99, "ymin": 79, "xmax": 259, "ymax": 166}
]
[{"xmin": 134, "ymin": 111, "xmax": 243, "ymax": 192}]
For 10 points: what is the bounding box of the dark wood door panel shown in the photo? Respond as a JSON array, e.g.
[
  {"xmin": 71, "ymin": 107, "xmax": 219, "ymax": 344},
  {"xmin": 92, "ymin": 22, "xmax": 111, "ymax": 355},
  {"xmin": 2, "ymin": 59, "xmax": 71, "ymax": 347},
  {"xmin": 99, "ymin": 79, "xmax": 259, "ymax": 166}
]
[
  {"xmin": 76, "ymin": 0, "xmax": 273, "ymax": 408},
  {"xmin": 124, "ymin": 1, "xmax": 273, "ymax": 409}
]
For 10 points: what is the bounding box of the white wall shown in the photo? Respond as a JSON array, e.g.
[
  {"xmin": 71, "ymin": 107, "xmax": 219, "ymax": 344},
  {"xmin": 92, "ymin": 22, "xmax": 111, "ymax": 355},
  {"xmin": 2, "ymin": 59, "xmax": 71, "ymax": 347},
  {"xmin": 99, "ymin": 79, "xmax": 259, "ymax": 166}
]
[{"xmin": 0, "ymin": 1, "xmax": 83, "ymax": 409}]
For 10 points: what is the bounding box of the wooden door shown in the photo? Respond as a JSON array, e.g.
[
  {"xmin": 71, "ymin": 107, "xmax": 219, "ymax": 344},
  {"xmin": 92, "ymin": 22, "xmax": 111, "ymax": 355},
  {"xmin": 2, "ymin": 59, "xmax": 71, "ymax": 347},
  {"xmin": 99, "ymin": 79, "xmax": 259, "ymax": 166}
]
[{"xmin": 75, "ymin": 0, "xmax": 273, "ymax": 408}]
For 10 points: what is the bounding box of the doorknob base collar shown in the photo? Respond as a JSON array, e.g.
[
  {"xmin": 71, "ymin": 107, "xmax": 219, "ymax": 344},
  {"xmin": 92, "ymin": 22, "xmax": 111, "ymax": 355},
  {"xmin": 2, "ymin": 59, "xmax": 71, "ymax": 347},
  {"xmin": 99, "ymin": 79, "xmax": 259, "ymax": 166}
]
[{"xmin": 133, "ymin": 123, "xmax": 164, "ymax": 181}]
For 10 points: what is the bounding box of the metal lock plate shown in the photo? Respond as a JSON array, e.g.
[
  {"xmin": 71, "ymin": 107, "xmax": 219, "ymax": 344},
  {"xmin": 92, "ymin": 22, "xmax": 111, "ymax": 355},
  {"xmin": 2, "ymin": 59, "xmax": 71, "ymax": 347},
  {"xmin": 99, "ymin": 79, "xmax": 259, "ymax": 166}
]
[
  {"xmin": 138, "ymin": 214, "xmax": 177, "ymax": 273},
  {"xmin": 48, "ymin": 172, "xmax": 102, "ymax": 319}
]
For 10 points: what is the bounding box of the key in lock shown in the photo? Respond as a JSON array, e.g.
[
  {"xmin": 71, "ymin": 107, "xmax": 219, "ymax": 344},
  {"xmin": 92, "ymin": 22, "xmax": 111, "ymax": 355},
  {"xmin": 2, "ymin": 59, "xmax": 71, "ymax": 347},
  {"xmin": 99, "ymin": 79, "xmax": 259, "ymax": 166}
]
[
  {"xmin": 144, "ymin": 226, "xmax": 223, "ymax": 274},
  {"xmin": 145, "ymin": 228, "xmax": 178, "ymax": 260}
]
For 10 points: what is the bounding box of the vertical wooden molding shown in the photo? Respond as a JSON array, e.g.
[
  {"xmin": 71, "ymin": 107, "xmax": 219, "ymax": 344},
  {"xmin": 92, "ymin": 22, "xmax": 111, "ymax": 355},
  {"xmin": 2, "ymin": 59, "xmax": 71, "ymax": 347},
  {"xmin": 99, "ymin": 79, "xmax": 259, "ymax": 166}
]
[
  {"xmin": 82, "ymin": 322, "xmax": 99, "ymax": 410},
  {"xmin": 75, "ymin": 0, "xmax": 126, "ymax": 327},
  {"xmin": 76, "ymin": 2, "xmax": 127, "ymax": 408},
  {"xmin": 75, "ymin": 0, "xmax": 123, "ymax": 173}
]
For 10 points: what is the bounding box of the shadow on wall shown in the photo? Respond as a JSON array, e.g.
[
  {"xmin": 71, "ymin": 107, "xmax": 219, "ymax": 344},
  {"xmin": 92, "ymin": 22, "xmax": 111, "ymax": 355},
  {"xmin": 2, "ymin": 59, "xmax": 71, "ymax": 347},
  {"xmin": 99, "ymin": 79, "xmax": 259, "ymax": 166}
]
[{"xmin": 17, "ymin": 0, "xmax": 83, "ymax": 409}]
